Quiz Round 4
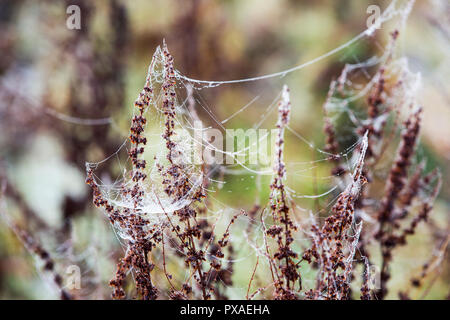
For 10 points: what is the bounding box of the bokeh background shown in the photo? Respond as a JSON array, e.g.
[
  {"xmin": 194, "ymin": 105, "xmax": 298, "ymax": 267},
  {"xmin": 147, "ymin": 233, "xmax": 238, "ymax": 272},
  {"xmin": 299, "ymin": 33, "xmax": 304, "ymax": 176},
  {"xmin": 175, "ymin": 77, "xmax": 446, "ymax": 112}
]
[{"xmin": 0, "ymin": 0, "xmax": 448, "ymax": 299}]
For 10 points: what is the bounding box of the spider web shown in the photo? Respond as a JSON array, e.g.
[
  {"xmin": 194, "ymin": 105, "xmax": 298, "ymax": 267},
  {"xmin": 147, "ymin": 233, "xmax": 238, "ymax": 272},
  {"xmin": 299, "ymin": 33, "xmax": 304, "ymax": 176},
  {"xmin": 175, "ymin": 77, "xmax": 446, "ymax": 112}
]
[{"xmin": 83, "ymin": 0, "xmax": 417, "ymax": 299}]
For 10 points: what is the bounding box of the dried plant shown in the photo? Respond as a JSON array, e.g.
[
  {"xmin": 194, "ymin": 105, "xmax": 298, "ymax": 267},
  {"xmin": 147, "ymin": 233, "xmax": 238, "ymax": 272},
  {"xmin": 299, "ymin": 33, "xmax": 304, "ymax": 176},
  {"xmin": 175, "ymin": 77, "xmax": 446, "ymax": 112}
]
[
  {"xmin": 321, "ymin": 30, "xmax": 444, "ymax": 300},
  {"xmin": 85, "ymin": 42, "xmax": 241, "ymax": 300},
  {"xmin": 264, "ymin": 85, "xmax": 301, "ymax": 300},
  {"xmin": 302, "ymin": 133, "xmax": 368, "ymax": 300}
]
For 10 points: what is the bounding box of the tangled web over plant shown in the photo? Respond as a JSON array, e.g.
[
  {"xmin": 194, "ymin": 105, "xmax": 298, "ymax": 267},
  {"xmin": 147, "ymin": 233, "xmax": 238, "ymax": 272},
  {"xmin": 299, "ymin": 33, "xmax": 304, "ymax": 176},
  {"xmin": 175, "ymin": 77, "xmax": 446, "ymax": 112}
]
[{"xmin": 81, "ymin": 0, "xmax": 445, "ymax": 300}]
